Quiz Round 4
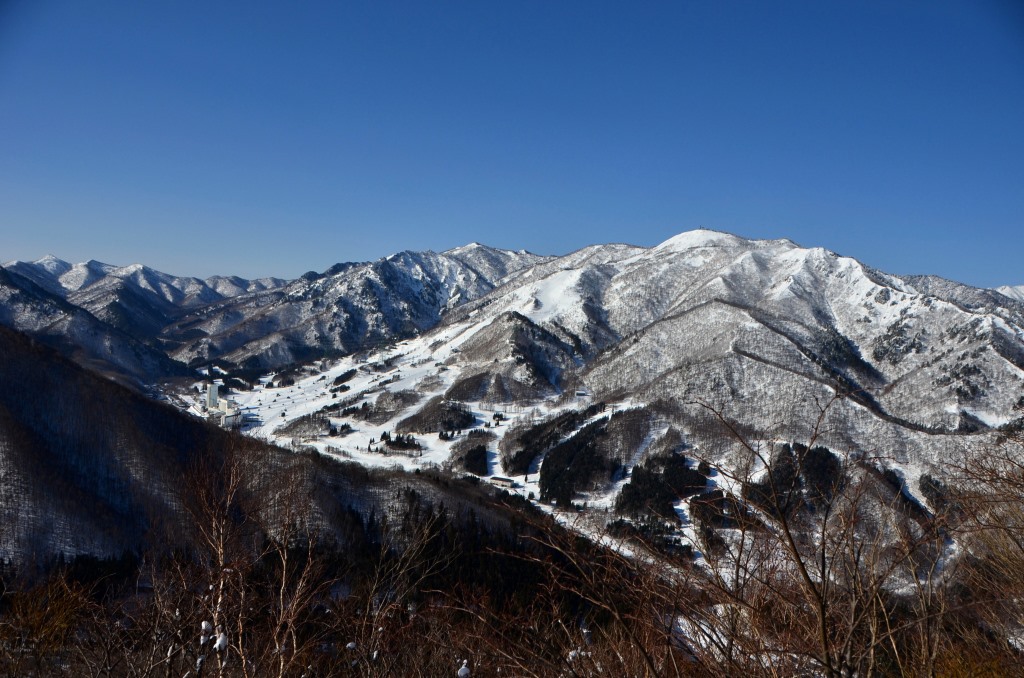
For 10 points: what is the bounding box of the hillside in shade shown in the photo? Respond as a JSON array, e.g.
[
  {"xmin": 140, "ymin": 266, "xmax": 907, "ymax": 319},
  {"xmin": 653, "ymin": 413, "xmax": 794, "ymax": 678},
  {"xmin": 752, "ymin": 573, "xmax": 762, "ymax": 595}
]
[{"xmin": 0, "ymin": 323, "xmax": 535, "ymax": 564}]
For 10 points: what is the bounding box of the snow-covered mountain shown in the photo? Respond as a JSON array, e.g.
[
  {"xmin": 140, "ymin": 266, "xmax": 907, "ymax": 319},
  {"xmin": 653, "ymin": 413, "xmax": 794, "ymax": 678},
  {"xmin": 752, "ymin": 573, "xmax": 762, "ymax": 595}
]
[
  {"xmin": 160, "ymin": 244, "xmax": 548, "ymax": 369},
  {"xmin": 7, "ymin": 230, "xmax": 1024, "ymax": 461},
  {"xmin": 1, "ymin": 246, "xmax": 545, "ymax": 382},
  {"xmin": 2, "ymin": 256, "xmax": 287, "ymax": 342},
  {"xmin": 0, "ymin": 266, "xmax": 187, "ymax": 385},
  {"xmin": 996, "ymin": 284, "xmax": 1024, "ymax": 302},
  {"xmin": 3, "ymin": 255, "xmax": 285, "ymax": 302},
  {"xmin": 431, "ymin": 231, "xmax": 1024, "ymax": 435},
  {"xmin": 6, "ymin": 227, "xmax": 1024, "ymax": 574},
  {"xmin": 173, "ymin": 230, "xmax": 1024, "ymax": 521}
]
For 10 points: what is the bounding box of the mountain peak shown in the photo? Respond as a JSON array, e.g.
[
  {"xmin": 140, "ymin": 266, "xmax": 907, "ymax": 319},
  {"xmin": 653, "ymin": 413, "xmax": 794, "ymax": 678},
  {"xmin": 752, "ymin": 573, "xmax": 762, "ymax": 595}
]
[
  {"xmin": 654, "ymin": 229, "xmax": 745, "ymax": 252},
  {"xmin": 34, "ymin": 254, "xmax": 72, "ymax": 273},
  {"xmin": 81, "ymin": 259, "xmax": 117, "ymax": 275},
  {"xmin": 119, "ymin": 263, "xmax": 149, "ymax": 275},
  {"xmin": 445, "ymin": 241, "xmax": 490, "ymax": 254},
  {"xmin": 995, "ymin": 285, "xmax": 1024, "ymax": 302}
]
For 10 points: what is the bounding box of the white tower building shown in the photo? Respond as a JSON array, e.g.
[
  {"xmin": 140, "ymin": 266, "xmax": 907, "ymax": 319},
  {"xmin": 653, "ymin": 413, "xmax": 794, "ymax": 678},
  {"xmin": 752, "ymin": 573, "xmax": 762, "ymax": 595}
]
[{"xmin": 206, "ymin": 382, "xmax": 219, "ymax": 409}]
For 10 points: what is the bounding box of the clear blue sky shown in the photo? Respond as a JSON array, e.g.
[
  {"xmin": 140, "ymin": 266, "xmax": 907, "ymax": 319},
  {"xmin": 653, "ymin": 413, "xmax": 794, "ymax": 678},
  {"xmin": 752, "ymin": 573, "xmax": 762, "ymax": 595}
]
[{"xmin": 1, "ymin": 1, "xmax": 1022, "ymax": 286}]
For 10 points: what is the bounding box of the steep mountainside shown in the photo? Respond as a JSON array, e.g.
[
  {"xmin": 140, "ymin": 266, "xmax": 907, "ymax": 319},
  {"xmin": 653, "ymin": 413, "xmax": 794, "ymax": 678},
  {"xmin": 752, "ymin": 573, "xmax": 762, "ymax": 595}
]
[
  {"xmin": 0, "ymin": 323, "xmax": 223, "ymax": 559},
  {"xmin": 195, "ymin": 231, "xmax": 1024, "ymax": 528},
  {"xmin": 2, "ymin": 256, "xmax": 286, "ymax": 343},
  {"xmin": 160, "ymin": 244, "xmax": 547, "ymax": 369},
  {"xmin": 0, "ymin": 323, "xmax": 530, "ymax": 563},
  {"xmin": 3, "ymin": 246, "xmax": 546, "ymax": 377},
  {"xmin": 432, "ymin": 231, "xmax": 1024, "ymax": 438},
  {"xmin": 996, "ymin": 284, "xmax": 1024, "ymax": 302},
  {"xmin": 0, "ymin": 266, "xmax": 187, "ymax": 385}
]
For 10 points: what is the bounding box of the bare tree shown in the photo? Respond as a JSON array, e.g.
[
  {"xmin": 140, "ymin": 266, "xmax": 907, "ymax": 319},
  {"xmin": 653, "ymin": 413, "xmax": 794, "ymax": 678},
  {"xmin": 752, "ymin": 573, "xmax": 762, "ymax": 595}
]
[
  {"xmin": 0, "ymin": 572, "xmax": 91, "ymax": 677},
  {"xmin": 572, "ymin": 395, "xmax": 959, "ymax": 677},
  {"xmin": 945, "ymin": 431, "xmax": 1024, "ymax": 673}
]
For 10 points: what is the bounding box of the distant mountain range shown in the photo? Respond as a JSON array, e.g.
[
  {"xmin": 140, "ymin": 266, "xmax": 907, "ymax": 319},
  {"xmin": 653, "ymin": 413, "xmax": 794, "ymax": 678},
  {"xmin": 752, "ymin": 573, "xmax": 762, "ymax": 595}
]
[
  {"xmin": 7, "ymin": 237, "xmax": 1021, "ymax": 383},
  {"xmin": 8, "ymin": 230, "xmax": 1024, "ymax": 676},
  {"xmin": 3, "ymin": 229, "xmax": 1024, "ymax": 559},
  {"xmin": 2, "ymin": 245, "xmax": 543, "ymax": 381},
  {"xmin": 5, "ymin": 232, "xmax": 1024, "ymax": 433}
]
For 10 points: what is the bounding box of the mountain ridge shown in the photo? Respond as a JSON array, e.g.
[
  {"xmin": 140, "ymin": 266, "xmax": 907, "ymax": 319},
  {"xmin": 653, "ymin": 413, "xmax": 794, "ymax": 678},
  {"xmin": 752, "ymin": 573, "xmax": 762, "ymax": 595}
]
[
  {"xmin": 4, "ymin": 228, "xmax": 1019, "ymax": 438},
  {"xmin": 4, "ymin": 228, "xmax": 1024, "ymax": 583},
  {"xmin": 130, "ymin": 229, "xmax": 1023, "ymax": 518}
]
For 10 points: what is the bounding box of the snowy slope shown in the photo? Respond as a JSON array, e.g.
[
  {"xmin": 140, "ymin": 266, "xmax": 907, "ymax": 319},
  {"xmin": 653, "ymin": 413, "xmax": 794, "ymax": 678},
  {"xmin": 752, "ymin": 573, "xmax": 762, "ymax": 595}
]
[
  {"xmin": 10, "ymin": 230, "xmax": 1024, "ymax": 480},
  {"xmin": 996, "ymin": 284, "xmax": 1024, "ymax": 302},
  {"xmin": 0, "ymin": 266, "xmax": 187, "ymax": 384},
  {"xmin": 162, "ymin": 245, "xmax": 548, "ymax": 369},
  {"xmin": 432, "ymin": 231, "xmax": 1024, "ymax": 441},
  {"xmin": 2, "ymin": 256, "xmax": 286, "ymax": 303},
  {"xmin": 2, "ymin": 257, "xmax": 287, "ymax": 340},
  {"xmin": 169, "ymin": 230, "xmax": 1024, "ymax": 516}
]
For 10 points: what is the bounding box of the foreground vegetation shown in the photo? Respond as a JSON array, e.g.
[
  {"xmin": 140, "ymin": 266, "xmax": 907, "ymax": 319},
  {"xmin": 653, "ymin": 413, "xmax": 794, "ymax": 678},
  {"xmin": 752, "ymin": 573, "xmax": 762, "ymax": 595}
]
[{"xmin": 4, "ymin": 419, "xmax": 1024, "ymax": 677}]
